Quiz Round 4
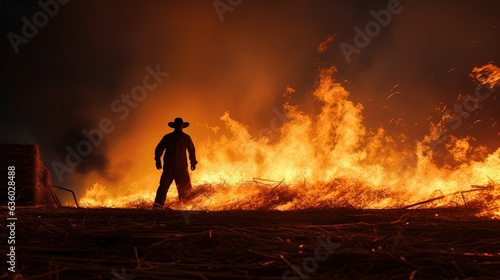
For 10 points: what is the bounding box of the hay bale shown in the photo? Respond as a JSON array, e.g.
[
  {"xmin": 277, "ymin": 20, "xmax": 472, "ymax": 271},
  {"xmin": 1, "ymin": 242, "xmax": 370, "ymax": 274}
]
[{"xmin": 0, "ymin": 144, "xmax": 56, "ymax": 206}]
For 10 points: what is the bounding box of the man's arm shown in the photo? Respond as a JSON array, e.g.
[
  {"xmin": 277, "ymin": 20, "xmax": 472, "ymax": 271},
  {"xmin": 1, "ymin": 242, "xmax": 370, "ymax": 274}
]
[
  {"xmin": 187, "ymin": 136, "xmax": 197, "ymax": 170},
  {"xmin": 154, "ymin": 137, "xmax": 166, "ymax": 170}
]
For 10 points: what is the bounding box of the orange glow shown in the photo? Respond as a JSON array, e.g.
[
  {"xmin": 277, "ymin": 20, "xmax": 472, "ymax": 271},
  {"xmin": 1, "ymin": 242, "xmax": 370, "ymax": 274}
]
[
  {"xmin": 80, "ymin": 64, "xmax": 499, "ymax": 218},
  {"xmin": 471, "ymin": 63, "xmax": 500, "ymax": 88},
  {"xmin": 317, "ymin": 34, "xmax": 334, "ymax": 54}
]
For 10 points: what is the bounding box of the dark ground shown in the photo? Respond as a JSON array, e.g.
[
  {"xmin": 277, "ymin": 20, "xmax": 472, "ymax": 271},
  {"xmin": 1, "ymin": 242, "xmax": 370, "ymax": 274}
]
[{"xmin": 1, "ymin": 207, "xmax": 500, "ymax": 279}]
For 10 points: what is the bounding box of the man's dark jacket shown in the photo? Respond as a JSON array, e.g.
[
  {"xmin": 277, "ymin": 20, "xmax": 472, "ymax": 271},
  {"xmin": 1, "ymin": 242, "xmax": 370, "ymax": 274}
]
[{"xmin": 155, "ymin": 131, "xmax": 197, "ymax": 173}]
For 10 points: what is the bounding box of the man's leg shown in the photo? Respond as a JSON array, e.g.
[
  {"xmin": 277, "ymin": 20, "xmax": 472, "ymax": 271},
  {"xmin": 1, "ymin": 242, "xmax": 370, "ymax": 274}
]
[
  {"xmin": 174, "ymin": 171, "xmax": 193, "ymax": 202},
  {"xmin": 154, "ymin": 172, "xmax": 174, "ymax": 207}
]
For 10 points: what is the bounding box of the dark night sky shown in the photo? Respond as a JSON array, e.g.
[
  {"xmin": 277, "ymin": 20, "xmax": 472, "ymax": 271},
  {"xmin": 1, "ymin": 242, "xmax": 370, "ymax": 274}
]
[{"xmin": 1, "ymin": 0, "xmax": 499, "ymax": 194}]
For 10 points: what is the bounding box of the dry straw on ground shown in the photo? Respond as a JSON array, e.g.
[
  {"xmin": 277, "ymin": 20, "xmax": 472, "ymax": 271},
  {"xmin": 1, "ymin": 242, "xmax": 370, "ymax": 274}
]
[{"xmin": 2, "ymin": 207, "xmax": 500, "ymax": 279}]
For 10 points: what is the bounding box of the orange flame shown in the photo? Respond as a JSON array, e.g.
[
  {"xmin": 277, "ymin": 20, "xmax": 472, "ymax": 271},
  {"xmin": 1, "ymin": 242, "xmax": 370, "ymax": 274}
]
[
  {"xmin": 80, "ymin": 64, "xmax": 499, "ymax": 217},
  {"xmin": 471, "ymin": 63, "xmax": 500, "ymax": 88}
]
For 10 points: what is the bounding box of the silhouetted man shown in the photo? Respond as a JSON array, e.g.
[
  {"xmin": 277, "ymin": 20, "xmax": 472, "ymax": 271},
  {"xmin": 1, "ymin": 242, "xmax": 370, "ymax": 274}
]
[{"xmin": 153, "ymin": 117, "xmax": 197, "ymax": 208}]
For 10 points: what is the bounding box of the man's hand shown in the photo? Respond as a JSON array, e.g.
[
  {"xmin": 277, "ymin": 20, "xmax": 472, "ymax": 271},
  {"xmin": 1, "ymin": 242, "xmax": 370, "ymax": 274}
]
[
  {"xmin": 155, "ymin": 160, "xmax": 162, "ymax": 170},
  {"xmin": 190, "ymin": 164, "xmax": 196, "ymax": 171}
]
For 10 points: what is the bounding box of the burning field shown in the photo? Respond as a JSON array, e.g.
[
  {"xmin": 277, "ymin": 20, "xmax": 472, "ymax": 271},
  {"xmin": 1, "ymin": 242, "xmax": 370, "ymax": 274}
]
[
  {"xmin": 79, "ymin": 63, "xmax": 500, "ymax": 218},
  {"xmin": 2, "ymin": 0, "xmax": 500, "ymax": 279},
  {"xmin": 5, "ymin": 62, "xmax": 499, "ymax": 279}
]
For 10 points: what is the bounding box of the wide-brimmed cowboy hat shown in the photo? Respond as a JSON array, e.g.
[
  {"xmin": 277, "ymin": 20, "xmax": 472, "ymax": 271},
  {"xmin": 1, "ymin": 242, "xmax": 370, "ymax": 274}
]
[{"xmin": 168, "ymin": 117, "xmax": 190, "ymax": 128}]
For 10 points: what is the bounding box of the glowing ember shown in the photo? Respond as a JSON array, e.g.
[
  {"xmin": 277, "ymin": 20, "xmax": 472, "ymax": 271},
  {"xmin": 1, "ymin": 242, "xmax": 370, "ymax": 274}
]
[
  {"xmin": 471, "ymin": 63, "xmax": 500, "ymax": 89},
  {"xmin": 80, "ymin": 64, "xmax": 499, "ymax": 217}
]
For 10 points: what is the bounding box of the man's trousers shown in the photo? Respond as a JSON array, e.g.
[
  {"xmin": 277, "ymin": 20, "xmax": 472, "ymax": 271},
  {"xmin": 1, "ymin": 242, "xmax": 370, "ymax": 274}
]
[{"xmin": 154, "ymin": 170, "xmax": 192, "ymax": 206}]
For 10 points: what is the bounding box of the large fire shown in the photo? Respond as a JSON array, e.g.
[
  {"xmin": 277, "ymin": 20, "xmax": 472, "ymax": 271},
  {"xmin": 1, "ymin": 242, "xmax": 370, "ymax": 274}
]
[{"xmin": 80, "ymin": 63, "xmax": 500, "ymax": 217}]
